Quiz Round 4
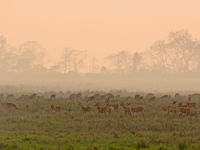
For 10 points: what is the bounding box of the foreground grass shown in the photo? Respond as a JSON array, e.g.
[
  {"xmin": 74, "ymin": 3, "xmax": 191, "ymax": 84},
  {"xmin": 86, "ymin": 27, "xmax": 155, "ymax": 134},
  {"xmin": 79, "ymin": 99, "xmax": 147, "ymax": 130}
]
[
  {"xmin": 0, "ymin": 132, "xmax": 200, "ymax": 150},
  {"xmin": 0, "ymin": 97, "xmax": 199, "ymax": 150}
]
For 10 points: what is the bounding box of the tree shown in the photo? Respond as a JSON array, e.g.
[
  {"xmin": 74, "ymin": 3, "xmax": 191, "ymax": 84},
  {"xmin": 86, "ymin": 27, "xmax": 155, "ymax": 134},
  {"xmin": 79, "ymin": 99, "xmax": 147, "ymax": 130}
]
[
  {"xmin": 90, "ymin": 57, "xmax": 99, "ymax": 73},
  {"xmin": 147, "ymin": 30, "xmax": 200, "ymax": 73},
  {"xmin": 61, "ymin": 48, "xmax": 87, "ymax": 73},
  {"xmin": 132, "ymin": 52, "xmax": 142, "ymax": 72},
  {"xmin": 0, "ymin": 35, "xmax": 17, "ymax": 72},
  {"xmin": 15, "ymin": 41, "xmax": 45, "ymax": 72},
  {"xmin": 107, "ymin": 50, "xmax": 132, "ymax": 73}
]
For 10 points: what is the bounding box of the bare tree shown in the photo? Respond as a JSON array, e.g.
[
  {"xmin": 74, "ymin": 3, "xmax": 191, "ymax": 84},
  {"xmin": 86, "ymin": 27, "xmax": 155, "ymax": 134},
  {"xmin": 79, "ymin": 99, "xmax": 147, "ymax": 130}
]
[
  {"xmin": 132, "ymin": 52, "xmax": 142, "ymax": 72},
  {"xmin": 90, "ymin": 57, "xmax": 99, "ymax": 73},
  {"xmin": 61, "ymin": 48, "xmax": 87, "ymax": 73},
  {"xmin": 146, "ymin": 30, "xmax": 200, "ymax": 73},
  {"xmin": 107, "ymin": 50, "xmax": 132, "ymax": 73},
  {"xmin": 0, "ymin": 36, "xmax": 18, "ymax": 72},
  {"xmin": 15, "ymin": 41, "xmax": 45, "ymax": 72}
]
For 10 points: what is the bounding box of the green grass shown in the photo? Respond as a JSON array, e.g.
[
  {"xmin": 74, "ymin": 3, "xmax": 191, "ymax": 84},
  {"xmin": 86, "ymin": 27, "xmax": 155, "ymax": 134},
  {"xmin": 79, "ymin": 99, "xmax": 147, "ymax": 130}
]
[{"xmin": 0, "ymin": 96, "xmax": 199, "ymax": 150}]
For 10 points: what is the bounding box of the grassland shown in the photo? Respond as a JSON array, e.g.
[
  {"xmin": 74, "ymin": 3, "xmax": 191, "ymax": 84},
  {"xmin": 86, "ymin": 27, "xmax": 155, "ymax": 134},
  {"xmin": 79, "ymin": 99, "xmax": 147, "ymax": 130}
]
[{"xmin": 0, "ymin": 95, "xmax": 200, "ymax": 150}]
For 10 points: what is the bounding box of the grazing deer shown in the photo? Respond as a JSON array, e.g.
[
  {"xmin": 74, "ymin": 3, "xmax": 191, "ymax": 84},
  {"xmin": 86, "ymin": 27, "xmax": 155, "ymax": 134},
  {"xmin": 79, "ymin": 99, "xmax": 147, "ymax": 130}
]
[
  {"xmin": 97, "ymin": 106, "xmax": 107, "ymax": 114},
  {"xmin": 131, "ymin": 106, "xmax": 144, "ymax": 116},
  {"xmin": 135, "ymin": 94, "xmax": 141, "ymax": 100},
  {"xmin": 179, "ymin": 107, "xmax": 190, "ymax": 116},
  {"xmin": 148, "ymin": 96, "xmax": 156, "ymax": 101},
  {"xmin": 69, "ymin": 94, "xmax": 76, "ymax": 100},
  {"xmin": 160, "ymin": 95, "xmax": 170, "ymax": 99},
  {"xmin": 105, "ymin": 99, "xmax": 120, "ymax": 112},
  {"xmin": 50, "ymin": 94, "xmax": 56, "ymax": 100},
  {"xmin": 178, "ymin": 103, "xmax": 187, "ymax": 107},
  {"xmin": 167, "ymin": 105, "xmax": 176, "ymax": 114},
  {"xmin": 6, "ymin": 102, "xmax": 18, "ymax": 109},
  {"xmin": 105, "ymin": 93, "xmax": 115, "ymax": 101},
  {"xmin": 93, "ymin": 102, "xmax": 107, "ymax": 114},
  {"xmin": 0, "ymin": 99, "xmax": 18, "ymax": 109},
  {"xmin": 120, "ymin": 102, "xmax": 133, "ymax": 116},
  {"xmin": 126, "ymin": 103, "xmax": 144, "ymax": 116},
  {"xmin": 69, "ymin": 93, "xmax": 81, "ymax": 101},
  {"xmin": 50, "ymin": 104, "xmax": 56, "ymax": 111},
  {"xmin": 146, "ymin": 93, "xmax": 154, "ymax": 99},
  {"xmin": 78, "ymin": 102, "xmax": 92, "ymax": 113},
  {"xmin": 106, "ymin": 104, "xmax": 115, "ymax": 114},
  {"xmin": 26, "ymin": 104, "xmax": 30, "ymax": 109},
  {"xmin": 50, "ymin": 104, "xmax": 60, "ymax": 112},
  {"xmin": 29, "ymin": 93, "xmax": 37, "ymax": 99},
  {"xmin": 139, "ymin": 96, "xmax": 143, "ymax": 100},
  {"xmin": 93, "ymin": 94, "xmax": 101, "ymax": 100},
  {"xmin": 186, "ymin": 102, "xmax": 196, "ymax": 108},
  {"xmin": 135, "ymin": 95, "xmax": 143, "ymax": 100},
  {"xmin": 87, "ymin": 96, "xmax": 95, "ymax": 102},
  {"xmin": 55, "ymin": 106, "xmax": 61, "ymax": 111}
]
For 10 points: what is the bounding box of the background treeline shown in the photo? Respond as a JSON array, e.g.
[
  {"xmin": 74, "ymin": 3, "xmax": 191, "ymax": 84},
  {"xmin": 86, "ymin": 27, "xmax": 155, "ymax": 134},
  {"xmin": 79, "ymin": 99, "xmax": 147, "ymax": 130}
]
[{"xmin": 1, "ymin": 30, "xmax": 200, "ymax": 91}]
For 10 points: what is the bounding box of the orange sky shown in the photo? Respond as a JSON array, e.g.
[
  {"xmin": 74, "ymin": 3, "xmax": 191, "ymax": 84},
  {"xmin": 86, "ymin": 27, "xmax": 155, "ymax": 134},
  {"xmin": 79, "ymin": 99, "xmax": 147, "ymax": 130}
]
[{"xmin": 1, "ymin": 0, "xmax": 200, "ymax": 60}]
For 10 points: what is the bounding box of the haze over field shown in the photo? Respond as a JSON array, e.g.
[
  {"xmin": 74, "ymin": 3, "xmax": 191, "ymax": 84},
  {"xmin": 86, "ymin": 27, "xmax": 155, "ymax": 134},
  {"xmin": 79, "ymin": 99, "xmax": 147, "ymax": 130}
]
[{"xmin": 1, "ymin": 0, "xmax": 200, "ymax": 92}]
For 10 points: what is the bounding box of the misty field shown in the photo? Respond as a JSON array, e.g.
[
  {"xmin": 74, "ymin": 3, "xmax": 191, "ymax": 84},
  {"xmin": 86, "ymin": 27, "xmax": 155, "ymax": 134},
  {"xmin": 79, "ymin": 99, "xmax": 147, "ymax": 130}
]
[{"xmin": 0, "ymin": 92, "xmax": 200, "ymax": 150}]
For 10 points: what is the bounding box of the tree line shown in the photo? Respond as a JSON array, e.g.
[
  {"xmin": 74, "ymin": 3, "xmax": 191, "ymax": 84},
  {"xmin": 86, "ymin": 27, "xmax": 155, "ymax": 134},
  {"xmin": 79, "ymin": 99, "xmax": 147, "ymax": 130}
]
[{"xmin": 1, "ymin": 29, "xmax": 200, "ymax": 75}]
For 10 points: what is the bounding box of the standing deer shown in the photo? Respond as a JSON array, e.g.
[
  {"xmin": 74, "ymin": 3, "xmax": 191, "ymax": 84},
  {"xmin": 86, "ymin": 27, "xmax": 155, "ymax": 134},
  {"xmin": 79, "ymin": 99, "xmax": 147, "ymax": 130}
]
[
  {"xmin": 167, "ymin": 105, "xmax": 176, "ymax": 114},
  {"xmin": 78, "ymin": 102, "xmax": 92, "ymax": 113},
  {"xmin": 105, "ymin": 99, "xmax": 120, "ymax": 112},
  {"xmin": 120, "ymin": 102, "xmax": 133, "ymax": 116},
  {"xmin": 93, "ymin": 102, "xmax": 107, "ymax": 114},
  {"xmin": 0, "ymin": 99, "xmax": 18, "ymax": 110}
]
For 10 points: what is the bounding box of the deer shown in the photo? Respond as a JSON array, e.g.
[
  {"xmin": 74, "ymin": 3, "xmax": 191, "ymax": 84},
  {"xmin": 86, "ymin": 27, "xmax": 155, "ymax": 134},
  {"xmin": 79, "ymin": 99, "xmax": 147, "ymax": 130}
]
[
  {"xmin": 55, "ymin": 106, "xmax": 61, "ymax": 111},
  {"xmin": 126, "ymin": 103, "xmax": 144, "ymax": 116},
  {"xmin": 186, "ymin": 102, "xmax": 196, "ymax": 108},
  {"xmin": 167, "ymin": 105, "xmax": 176, "ymax": 114},
  {"xmin": 120, "ymin": 102, "xmax": 133, "ymax": 116},
  {"xmin": 50, "ymin": 104, "xmax": 56, "ymax": 111},
  {"xmin": 103, "ymin": 102, "xmax": 115, "ymax": 114},
  {"xmin": 105, "ymin": 99, "xmax": 120, "ymax": 112},
  {"xmin": 148, "ymin": 96, "xmax": 156, "ymax": 101},
  {"xmin": 93, "ymin": 102, "xmax": 107, "ymax": 114},
  {"xmin": 178, "ymin": 102, "xmax": 188, "ymax": 107},
  {"xmin": 130, "ymin": 106, "xmax": 144, "ymax": 116},
  {"xmin": 50, "ymin": 94, "xmax": 56, "ymax": 100},
  {"xmin": 0, "ymin": 100, "xmax": 18, "ymax": 110},
  {"xmin": 50, "ymin": 104, "xmax": 60, "ymax": 112},
  {"xmin": 26, "ymin": 104, "xmax": 30, "ymax": 109},
  {"xmin": 78, "ymin": 102, "xmax": 92, "ymax": 113},
  {"xmin": 29, "ymin": 93, "xmax": 37, "ymax": 99},
  {"xmin": 178, "ymin": 106, "xmax": 190, "ymax": 116}
]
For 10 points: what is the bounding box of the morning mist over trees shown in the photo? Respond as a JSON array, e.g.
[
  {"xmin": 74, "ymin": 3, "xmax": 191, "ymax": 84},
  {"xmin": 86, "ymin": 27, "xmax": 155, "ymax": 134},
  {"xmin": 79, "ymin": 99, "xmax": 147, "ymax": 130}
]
[
  {"xmin": 1, "ymin": 30, "xmax": 200, "ymax": 91},
  {"xmin": 1, "ymin": 1, "xmax": 200, "ymax": 149}
]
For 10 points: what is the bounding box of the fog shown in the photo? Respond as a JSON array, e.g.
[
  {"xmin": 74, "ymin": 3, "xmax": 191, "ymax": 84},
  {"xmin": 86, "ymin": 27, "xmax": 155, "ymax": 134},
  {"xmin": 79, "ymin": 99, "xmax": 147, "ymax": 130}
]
[
  {"xmin": 1, "ymin": 1, "xmax": 200, "ymax": 92},
  {"xmin": 1, "ymin": 30, "xmax": 200, "ymax": 92}
]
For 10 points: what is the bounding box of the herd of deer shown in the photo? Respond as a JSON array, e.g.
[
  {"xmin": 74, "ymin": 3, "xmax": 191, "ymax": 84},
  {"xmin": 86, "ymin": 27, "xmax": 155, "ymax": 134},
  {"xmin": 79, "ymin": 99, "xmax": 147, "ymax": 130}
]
[
  {"xmin": 78, "ymin": 100, "xmax": 144, "ymax": 116},
  {"xmin": 167, "ymin": 98, "xmax": 197, "ymax": 116},
  {"xmin": 0, "ymin": 92, "xmax": 199, "ymax": 117}
]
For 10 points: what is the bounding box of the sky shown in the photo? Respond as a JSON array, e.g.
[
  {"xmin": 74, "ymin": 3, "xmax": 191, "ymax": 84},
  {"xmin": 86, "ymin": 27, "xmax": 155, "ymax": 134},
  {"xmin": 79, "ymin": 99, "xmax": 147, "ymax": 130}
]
[{"xmin": 1, "ymin": 0, "xmax": 200, "ymax": 61}]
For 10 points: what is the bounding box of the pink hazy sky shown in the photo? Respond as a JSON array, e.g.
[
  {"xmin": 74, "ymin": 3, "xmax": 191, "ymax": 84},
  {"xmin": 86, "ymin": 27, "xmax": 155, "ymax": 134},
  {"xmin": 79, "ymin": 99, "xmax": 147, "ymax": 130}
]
[{"xmin": 1, "ymin": 0, "xmax": 200, "ymax": 60}]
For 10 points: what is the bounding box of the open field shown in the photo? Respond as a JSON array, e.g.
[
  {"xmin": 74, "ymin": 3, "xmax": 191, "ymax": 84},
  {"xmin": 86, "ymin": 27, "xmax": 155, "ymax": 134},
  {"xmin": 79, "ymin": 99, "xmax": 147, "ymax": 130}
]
[{"xmin": 0, "ymin": 92, "xmax": 200, "ymax": 150}]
